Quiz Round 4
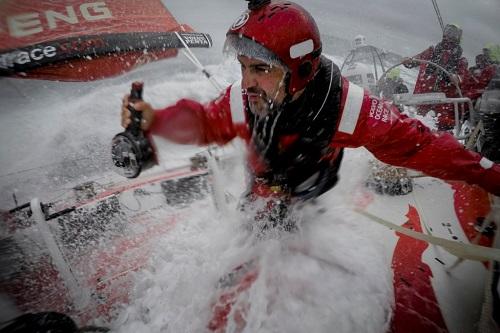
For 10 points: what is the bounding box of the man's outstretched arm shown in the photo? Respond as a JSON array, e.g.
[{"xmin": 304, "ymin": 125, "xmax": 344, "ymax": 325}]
[
  {"xmin": 333, "ymin": 80, "xmax": 500, "ymax": 196},
  {"xmin": 148, "ymin": 87, "xmax": 237, "ymax": 146}
]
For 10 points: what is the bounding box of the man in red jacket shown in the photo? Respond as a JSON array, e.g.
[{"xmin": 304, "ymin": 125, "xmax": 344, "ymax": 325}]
[
  {"xmin": 463, "ymin": 53, "xmax": 497, "ymax": 102},
  {"xmin": 403, "ymin": 24, "xmax": 469, "ymax": 130},
  {"xmin": 122, "ymin": 0, "xmax": 500, "ymax": 229}
]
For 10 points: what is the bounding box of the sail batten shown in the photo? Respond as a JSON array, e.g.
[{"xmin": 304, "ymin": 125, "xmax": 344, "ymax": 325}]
[{"xmin": 0, "ymin": 0, "xmax": 211, "ymax": 81}]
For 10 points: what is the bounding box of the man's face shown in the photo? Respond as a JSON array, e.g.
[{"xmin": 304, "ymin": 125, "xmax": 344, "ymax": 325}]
[
  {"xmin": 442, "ymin": 36, "xmax": 459, "ymax": 47},
  {"xmin": 238, "ymin": 55, "xmax": 287, "ymax": 117},
  {"xmin": 476, "ymin": 54, "xmax": 487, "ymax": 67},
  {"xmin": 442, "ymin": 26, "xmax": 461, "ymax": 47}
]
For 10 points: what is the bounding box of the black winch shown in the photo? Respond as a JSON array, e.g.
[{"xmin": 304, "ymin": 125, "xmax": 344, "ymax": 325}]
[{"xmin": 111, "ymin": 82, "xmax": 156, "ymax": 178}]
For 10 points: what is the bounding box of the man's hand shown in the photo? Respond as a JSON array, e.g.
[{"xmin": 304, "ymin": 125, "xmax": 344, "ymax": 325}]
[
  {"xmin": 449, "ymin": 74, "xmax": 461, "ymax": 86},
  {"xmin": 121, "ymin": 94, "xmax": 155, "ymax": 130},
  {"xmin": 402, "ymin": 57, "xmax": 417, "ymax": 68}
]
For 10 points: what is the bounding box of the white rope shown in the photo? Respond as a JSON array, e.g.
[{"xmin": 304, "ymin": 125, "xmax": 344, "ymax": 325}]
[
  {"xmin": 354, "ymin": 208, "xmax": 500, "ymax": 262},
  {"xmin": 174, "ymin": 32, "xmax": 223, "ymax": 92}
]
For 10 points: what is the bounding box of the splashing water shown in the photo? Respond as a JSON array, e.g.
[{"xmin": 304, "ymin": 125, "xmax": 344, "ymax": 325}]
[{"xmin": 111, "ymin": 149, "xmax": 394, "ymax": 333}]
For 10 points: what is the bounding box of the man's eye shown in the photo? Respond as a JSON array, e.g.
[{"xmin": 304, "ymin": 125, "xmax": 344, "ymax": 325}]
[{"xmin": 256, "ymin": 66, "xmax": 271, "ymax": 73}]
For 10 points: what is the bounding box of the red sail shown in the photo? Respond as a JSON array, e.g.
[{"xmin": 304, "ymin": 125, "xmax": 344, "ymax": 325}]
[{"xmin": 0, "ymin": 0, "xmax": 211, "ymax": 81}]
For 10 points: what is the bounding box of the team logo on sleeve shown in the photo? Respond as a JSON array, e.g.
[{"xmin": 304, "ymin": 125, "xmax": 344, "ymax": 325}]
[
  {"xmin": 231, "ymin": 13, "xmax": 250, "ymax": 30},
  {"xmin": 369, "ymin": 99, "xmax": 390, "ymax": 123}
]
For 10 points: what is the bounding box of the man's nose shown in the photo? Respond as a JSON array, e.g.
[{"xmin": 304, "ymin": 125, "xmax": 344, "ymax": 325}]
[{"xmin": 241, "ymin": 71, "xmax": 257, "ymax": 90}]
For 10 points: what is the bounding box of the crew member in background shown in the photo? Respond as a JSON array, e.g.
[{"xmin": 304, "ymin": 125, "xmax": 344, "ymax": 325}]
[
  {"xmin": 121, "ymin": 1, "xmax": 500, "ymax": 231},
  {"xmin": 483, "ymin": 43, "xmax": 500, "ymax": 65},
  {"xmin": 464, "ymin": 45, "xmax": 500, "ymax": 165},
  {"xmin": 463, "ymin": 52, "xmax": 497, "ymax": 102},
  {"xmin": 403, "ymin": 24, "xmax": 469, "ymax": 130},
  {"xmin": 378, "ymin": 68, "xmax": 409, "ymax": 100}
]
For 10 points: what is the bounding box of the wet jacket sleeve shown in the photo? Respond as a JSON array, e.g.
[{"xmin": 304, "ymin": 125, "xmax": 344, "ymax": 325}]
[
  {"xmin": 463, "ymin": 65, "xmax": 497, "ymax": 101},
  {"xmin": 456, "ymin": 57, "xmax": 470, "ymax": 85},
  {"xmin": 333, "ymin": 79, "xmax": 500, "ymax": 196},
  {"xmin": 148, "ymin": 86, "xmax": 237, "ymax": 146},
  {"xmin": 403, "ymin": 46, "xmax": 434, "ymax": 68}
]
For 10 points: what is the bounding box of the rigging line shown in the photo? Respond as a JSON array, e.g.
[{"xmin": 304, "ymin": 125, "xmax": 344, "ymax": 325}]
[
  {"xmin": 339, "ymin": 50, "xmax": 353, "ymax": 72},
  {"xmin": 431, "ymin": 0, "xmax": 445, "ymax": 32},
  {"xmin": 262, "ymin": 110, "xmax": 283, "ymax": 155},
  {"xmin": 0, "ymin": 156, "xmax": 91, "ymax": 178},
  {"xmin": 174, "ymin": 31, "xmax": 223, "ymax": 92},
  {"xmin": 374, "ymin": 47, "xmax": 386, "ymax": 73},
  {"xmin": 371, "ymin": 47, "xmax": 379, "ymax": 81},
  {"xmin": 260, "ymin": 73, "xmax": 289, "ymax": 152},
  {"xmin": 312, "ymin": 60, "xmax": 334, "ymax": 121},
  {"xmin": 174, "ymin": 32, "xmax": 204, "ymax": 68}
]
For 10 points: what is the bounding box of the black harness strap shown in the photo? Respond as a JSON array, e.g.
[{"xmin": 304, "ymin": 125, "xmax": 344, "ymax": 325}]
[{"xmin": 246, "ymin": 56, "xmax": 344, "ymax": 199}]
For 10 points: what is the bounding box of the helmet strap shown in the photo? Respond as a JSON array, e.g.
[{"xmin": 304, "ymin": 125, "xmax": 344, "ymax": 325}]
[
  {"xmin": 268, "ymin": 71, "xmax": 292, "ymax": 112},
  {"xmin": 246, "ymin": 0, "xmax": 271, "ymax": 10},
  {"xmin": 282, "ymin": 72, "xmax": 296, "ymax": 104}
]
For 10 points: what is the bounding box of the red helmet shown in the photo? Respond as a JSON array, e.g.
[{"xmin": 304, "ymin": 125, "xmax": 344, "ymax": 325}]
[{"xmin": 225, "ymin": 1, "xmax": 322, "ymax": 94}]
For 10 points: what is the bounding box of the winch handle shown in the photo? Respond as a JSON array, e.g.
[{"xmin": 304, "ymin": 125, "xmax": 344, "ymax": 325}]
[{"xmin": 127, "ymin": 81, "xmax": 144, "ymax": 137}]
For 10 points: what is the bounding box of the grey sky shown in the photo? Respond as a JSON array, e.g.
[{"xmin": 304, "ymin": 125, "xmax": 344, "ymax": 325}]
[
  {"xmin": 295, "ymin": 0, "xmax": 500, "ymax": 60},
  {"xmin": 167, "ymin": 0, "xmax": 500, "ymax": 64}
]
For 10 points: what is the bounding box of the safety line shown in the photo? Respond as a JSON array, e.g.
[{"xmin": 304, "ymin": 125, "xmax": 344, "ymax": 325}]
[{"xmin": 354, "ymin": 208, "xmax": 500, "ymax": 262}]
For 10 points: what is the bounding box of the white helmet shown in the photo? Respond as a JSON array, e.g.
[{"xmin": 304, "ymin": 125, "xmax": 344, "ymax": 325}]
[{"xmin": 353, "ymin": 35, "xmax": 367, "ymax": 48}]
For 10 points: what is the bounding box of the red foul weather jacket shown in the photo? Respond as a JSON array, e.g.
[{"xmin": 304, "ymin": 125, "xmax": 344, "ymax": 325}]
[
  {"xmin": 150, "ymin": 57, "xmax": 500, "ymax": 197},
  {"xmin": 408, "ymin": 44, "xmax": 469, "ymax": 129},
  {"xmin": 463, "ymin": 64, "xmax": 497, "ymax": 102}
]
